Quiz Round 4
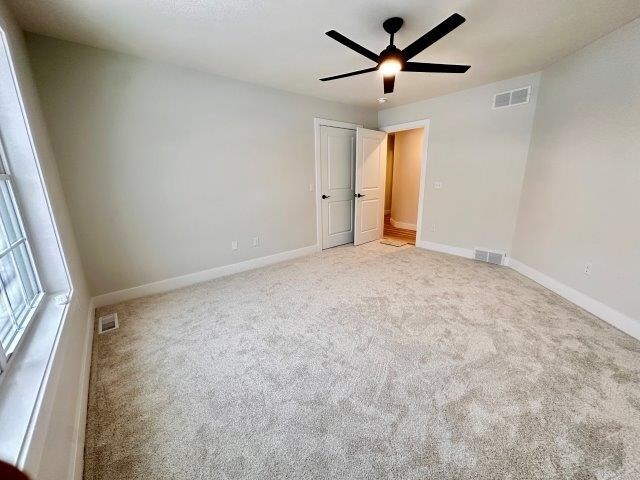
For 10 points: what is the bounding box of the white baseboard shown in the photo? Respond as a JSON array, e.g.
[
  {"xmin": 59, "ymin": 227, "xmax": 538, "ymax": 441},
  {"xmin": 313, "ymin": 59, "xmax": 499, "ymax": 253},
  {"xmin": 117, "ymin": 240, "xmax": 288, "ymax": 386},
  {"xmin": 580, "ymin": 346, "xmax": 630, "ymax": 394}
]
[
  {"xmin": 416, "ymin": 241, "xmax": 639, "ymax": 340},
  {"xmin": 390, "ymin": 218, "xmax": 417, "ymax": 231},
  {"xmin": 71, "ymin": 300, "xmax": 95, "ymax": 480},
  {"xmin": 510, "ymin": 259, "xmax": 640, "ymax": 341},
  {"xmin": 92, "ymin": 244, "xmax": 320, "ymax": 308},
  {"xmin": 416, "ymin": 240, "xmax": 474, "ymax": 259}
]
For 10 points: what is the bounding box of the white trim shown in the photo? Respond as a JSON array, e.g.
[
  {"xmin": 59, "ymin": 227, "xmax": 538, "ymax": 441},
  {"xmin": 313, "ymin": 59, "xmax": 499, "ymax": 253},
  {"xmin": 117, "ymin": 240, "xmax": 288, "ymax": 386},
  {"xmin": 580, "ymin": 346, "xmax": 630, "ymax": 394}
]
[
  {"xmin": 0, "ymin": 297, "xmax": 70, "ymax": 469},
  {"xmin": 381, "ymin": 120, "xmax": 430, "ymax": 245},
  {"xmin": 314, "ymin": 118, "xmax": 362, "ymax": 250},
  {"xmin": 381, "ymin": 120, "xmax": 428, "ymax": 132},
  {"xmin": 510, "ymin": 259, "xmax": 640, "ymax": 341},
  {"xmin": 0, "ymin": 28, "xmax": 73, "ymax": 295},
  {"xmin": 70, "ymin": 300, "xmax": 94, "ymax": 480},
  {"xmin": 390, "ymin": 218, "xmax": 416, "ymax": 231},
  {"xmin": 92, "ymin": 244, "xmax": 320, "ymax": 308},
  {"xmin": 416, "ymin": 240, "xmax": 474, "ymax": 259},
  {"xmin": 414, "ymin": 240, "xmax": 640, "ymax": 341},
  {"xmin": 0, "ymin": 26, "xmax": 77, "ymax": 475}
]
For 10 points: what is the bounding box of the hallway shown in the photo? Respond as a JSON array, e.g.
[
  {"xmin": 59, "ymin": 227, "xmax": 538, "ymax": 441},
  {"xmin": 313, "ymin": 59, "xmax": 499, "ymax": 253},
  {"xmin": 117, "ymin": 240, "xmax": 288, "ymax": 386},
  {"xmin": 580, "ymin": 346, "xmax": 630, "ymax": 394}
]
[{"xmin": 383, "ymin": 213, "xmax": 416, "ymax": 245}]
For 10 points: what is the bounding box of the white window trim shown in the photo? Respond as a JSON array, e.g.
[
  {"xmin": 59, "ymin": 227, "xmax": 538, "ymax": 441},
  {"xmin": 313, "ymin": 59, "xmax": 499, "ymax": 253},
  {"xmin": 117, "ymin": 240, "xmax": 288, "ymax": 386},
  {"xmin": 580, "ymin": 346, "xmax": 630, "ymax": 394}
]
[
  {"xmin": 0, "ymin": 26, "xmax": 74, "ymax": 470},
  {"xmin": 0, "ymin": 143, "xmax": 45, "ymax": 365}
]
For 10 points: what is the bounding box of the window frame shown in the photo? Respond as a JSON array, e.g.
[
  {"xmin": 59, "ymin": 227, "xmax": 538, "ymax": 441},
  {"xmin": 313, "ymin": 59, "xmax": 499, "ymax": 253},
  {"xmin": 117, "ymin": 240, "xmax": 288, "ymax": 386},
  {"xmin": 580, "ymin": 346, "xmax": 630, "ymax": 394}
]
[
  {"xmin": 0, "ymin": 136, "xmax": 44, "ymax": 373},
  {"xmin": 0, "ymin": 23, "xmax": 77, "ymax": 470}
]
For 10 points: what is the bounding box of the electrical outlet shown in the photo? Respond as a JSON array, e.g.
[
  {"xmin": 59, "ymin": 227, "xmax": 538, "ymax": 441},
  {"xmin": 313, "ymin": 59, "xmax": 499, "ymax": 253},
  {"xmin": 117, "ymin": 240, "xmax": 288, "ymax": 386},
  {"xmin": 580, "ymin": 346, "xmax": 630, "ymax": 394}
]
[
  {"xmin": 431, "ymin": 224, "xmax": 436, "ymax": 232},
  {"xmin": 434, "ymin": 181, "xmax": 443, "ymax": 189},
  {"xmin": 231, "ymin": 240, "xmax": 238, "ymax": 251},
  {"xmin": 309, "ymin": 183, "xmax": 314, "ymax": 192},
  {"xmin": 252, "ymin": 235, "xmax": 260, "ymax": 247},
  {"xmin": 584, "ymin": 263, "xmax": 592, "ymax": 275}
]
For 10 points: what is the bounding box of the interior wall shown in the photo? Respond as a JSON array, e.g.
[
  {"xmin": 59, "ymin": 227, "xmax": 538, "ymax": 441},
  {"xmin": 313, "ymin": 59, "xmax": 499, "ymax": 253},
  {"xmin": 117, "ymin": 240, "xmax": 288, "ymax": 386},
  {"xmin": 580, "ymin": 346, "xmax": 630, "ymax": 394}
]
[
  {"xmin": 384, "ymin": 135, "xmax": 394, "ymax": 213},
  {"xmin": 390, "ymin": 128, "xmax": 423, "ymax": 230},
  {"xmin": 512, "ymin": 17, "xmax": 640, "ymax": 323},
  {"xmin": 0, "ymin": 2, "xmax": 91, "ymax": 479},
  {"xmin": 378, "ymin": 72, "xmax": 540, "ymax": 253},
  {"xmin": 25, "ymin": 34, "xmax": 377, "ymax": 296}
]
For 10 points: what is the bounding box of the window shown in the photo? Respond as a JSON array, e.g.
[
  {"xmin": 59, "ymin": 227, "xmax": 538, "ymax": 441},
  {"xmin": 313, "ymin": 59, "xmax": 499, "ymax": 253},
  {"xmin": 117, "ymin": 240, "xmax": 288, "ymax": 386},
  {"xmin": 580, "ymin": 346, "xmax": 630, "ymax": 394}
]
[
  {"xmin": 0, "ymin": 139, "xmax": 41, "ymax": 370},
  {"xmin": 0, "ymin": 27, "xmax": 74, "ymax": 465}
]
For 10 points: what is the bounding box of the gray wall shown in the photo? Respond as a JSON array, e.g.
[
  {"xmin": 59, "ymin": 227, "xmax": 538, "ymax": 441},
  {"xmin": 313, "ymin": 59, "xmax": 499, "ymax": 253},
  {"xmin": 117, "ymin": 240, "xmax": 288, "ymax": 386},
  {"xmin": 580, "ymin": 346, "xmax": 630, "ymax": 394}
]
[
  {"xmin": 26, "ymin": 35, "xmax": 377, "ymax": 295},
  {"xmin": 379, "ymin": 72, "xmax": 541, "ymax": 254},
  {"xmin": 0, "ymin": 1, "xmax": 91, "ymax": 478},
  {"xmin": 512, "ymin": 18, "xmax": 640, "ymax": 322}
]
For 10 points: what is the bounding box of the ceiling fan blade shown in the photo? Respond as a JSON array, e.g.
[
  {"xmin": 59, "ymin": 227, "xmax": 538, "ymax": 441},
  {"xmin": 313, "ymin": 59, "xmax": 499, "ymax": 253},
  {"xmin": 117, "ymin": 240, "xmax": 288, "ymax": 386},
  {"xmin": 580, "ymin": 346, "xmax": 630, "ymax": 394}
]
[
  {"xmin": 404, "ymin": 62, "xmax": 470, "ymax": 73},
  {"xmin": 325, "ymin": 30, "xmax": 380, "ymax": 63},
  {"xmin": 401, "ymin": 13, "xmax": 466, "ymax": 61},
  {"xmin": 320, "ymin": 67, "xmax": 378, "ymax": 81},
  {"xmin": 383, "ymin": 75, "xmax": 395, "ymax": 94}
]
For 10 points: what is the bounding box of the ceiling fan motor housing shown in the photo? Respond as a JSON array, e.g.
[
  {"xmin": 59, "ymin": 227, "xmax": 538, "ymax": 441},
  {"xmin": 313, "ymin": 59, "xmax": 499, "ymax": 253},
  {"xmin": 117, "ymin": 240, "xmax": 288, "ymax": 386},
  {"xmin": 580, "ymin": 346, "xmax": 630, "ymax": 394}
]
[{"xmin": 380, "ymin": 45, "xmax": 403, "ymax": 65}]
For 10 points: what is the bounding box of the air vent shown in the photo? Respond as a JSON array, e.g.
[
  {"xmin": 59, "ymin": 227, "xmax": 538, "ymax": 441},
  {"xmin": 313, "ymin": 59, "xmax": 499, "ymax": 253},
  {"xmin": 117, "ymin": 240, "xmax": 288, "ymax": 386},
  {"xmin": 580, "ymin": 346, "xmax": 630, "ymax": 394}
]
[
  {"xmin": 493, "ymin": 92, "xmax": 511, "ymax": 108},
  {"xmin": 98, "ymin": 312, "xmax": 119, "ymax": 334},
  {"xmin": 492, "ymin": 86, "xmax": 531, "ymax": 109},
  {"xmin": 474, "ymin": 248, "xmax": 506, "ymax": 266}
]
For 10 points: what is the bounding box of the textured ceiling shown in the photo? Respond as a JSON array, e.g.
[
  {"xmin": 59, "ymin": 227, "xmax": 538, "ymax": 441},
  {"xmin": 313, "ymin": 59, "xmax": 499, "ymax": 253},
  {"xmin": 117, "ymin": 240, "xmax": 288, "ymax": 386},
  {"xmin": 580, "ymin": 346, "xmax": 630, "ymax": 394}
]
[{"xmin": 7, "ymin": 0, "xmax": 640, "ymax": 108}]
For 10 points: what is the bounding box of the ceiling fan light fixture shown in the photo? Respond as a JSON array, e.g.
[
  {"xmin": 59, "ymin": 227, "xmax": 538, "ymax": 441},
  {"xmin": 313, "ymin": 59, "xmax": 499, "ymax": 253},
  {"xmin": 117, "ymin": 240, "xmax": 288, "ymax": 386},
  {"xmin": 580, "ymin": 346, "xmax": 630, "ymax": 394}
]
[
  {"xmin": 321, "ymin": 13, "xmax": 469, "ymax": 94},
  {"xmin": 378, "ymin": 58, "xmax": 402, "ymax": 77}
]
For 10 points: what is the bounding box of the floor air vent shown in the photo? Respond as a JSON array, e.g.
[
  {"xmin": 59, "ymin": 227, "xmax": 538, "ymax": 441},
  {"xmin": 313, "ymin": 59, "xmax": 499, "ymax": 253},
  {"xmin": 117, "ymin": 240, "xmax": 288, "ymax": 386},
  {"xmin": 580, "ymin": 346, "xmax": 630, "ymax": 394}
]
[
  {"xmin": 474, "ymin": 248, "xmax": 505, "ymax": 266},
  {"xmin": 98, "ymin": 313, "xmax": 119, "ymax": 334}
]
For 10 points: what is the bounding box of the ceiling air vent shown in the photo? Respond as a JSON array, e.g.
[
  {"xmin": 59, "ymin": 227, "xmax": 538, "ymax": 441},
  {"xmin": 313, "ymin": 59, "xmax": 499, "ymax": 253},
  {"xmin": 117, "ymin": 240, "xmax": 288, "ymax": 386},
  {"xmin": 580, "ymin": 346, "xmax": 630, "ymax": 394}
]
[
  {"xmin": 474, "ymin": 248, "xmax": 506, "ymax": 266},
  {"xmin": 492, "ymin": 86, "xmax": 531, "ymax": 109},
  {"xmin": 98, "ymin": 312, "xmax": 119, "ymax": 334}
]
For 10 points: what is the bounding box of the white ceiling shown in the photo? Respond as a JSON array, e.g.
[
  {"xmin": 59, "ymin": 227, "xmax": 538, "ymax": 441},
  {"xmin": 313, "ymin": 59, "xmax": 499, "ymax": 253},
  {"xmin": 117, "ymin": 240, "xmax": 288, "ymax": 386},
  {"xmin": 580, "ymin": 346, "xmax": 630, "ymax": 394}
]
[{"xmin": 7, "ymin": 0, "xmax": 640, "ymax": 109}]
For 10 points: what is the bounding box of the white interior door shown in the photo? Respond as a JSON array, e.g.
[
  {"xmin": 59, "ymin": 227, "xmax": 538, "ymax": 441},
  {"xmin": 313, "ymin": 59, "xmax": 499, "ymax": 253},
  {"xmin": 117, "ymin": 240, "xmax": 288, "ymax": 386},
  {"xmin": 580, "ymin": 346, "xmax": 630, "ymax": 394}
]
[
  {"xmin": 354, "ymin": 128, "xmax": 387, "ymax": 246},
  {"xmin": 320, "ymin": 126, "xmax": 356, "ymax": 249}
]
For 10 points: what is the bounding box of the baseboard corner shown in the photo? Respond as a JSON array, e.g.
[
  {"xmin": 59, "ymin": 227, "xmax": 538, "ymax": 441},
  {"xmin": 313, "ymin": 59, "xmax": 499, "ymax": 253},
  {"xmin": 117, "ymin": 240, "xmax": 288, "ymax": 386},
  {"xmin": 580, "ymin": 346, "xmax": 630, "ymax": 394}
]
[
  {"xmin": 389, "ymin": 217, "xmax": 417, "ymax": 231},
  {"xmin": 509, "ymin": 258, "xmax": 640, "ymax": 341}
]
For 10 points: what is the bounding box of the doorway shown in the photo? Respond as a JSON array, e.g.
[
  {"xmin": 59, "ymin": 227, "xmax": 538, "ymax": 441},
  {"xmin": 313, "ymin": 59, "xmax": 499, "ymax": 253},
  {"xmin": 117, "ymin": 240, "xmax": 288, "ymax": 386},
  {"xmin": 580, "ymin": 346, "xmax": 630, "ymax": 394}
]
[
  {"xmin": 381, "ymin": 120, "xmax": 430, "ymax": 246},
  {"xmin": 382, "ymin": 127, "xmax": 425, "ymax": 245},
  {"xmin": 315, "ymin": 118, "xmax": 428, "ymax": 250}
]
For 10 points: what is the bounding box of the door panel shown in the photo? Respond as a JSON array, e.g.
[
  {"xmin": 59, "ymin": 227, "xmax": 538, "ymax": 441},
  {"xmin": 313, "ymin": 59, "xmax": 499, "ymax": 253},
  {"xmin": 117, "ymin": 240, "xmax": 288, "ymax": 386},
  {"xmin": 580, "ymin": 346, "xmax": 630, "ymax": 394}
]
[
  {"xmin": 362, "ymin": 137, "xmax": 382, "ymax": 189},
  {"xmin": 354, "ymin": 128, "xmax": 387, "ymax": 246},
  {"xmin": 360, "ymin": 199, "xmax": 381, "ymax": 232},
  {"xmin": 321, "ymin": 126, "xmax": 356, "ymax": 249},
  {"xmin": 328, "ymin": 136, "xmax": 353, "ymax": 190},
  {"xmin": 328, "ymin": 200, "xmax": 353, "ymax": 235}
]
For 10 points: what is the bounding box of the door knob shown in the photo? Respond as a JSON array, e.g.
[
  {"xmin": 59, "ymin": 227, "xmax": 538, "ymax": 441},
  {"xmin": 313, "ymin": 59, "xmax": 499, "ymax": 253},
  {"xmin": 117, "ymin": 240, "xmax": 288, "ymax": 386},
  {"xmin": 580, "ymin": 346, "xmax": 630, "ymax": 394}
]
[
  {"xmin": 355, "ymin": 193, "xmax": 365, "ymax": 198},
  {"xmin": 322, "ymin": 194, "xmax": 331, "ymax": 199}
]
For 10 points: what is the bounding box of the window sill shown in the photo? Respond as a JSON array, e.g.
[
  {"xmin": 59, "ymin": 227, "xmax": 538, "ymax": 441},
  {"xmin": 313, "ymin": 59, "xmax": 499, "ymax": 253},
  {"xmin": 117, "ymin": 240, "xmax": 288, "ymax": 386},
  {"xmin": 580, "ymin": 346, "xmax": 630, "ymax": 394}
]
[{"xmin": 0, "ymin": 292, "xmax": 70, "ymax": 466}]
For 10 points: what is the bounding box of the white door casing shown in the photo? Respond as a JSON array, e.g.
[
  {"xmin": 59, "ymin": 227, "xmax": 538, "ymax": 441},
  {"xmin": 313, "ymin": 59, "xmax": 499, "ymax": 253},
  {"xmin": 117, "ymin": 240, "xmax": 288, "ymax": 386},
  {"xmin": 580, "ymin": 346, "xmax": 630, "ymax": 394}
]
[
  {"xmin": 320, "ymin": 126, "xmax": 356, "ymax": 249},
  {"xmin": 354, "ymin": 128, "xmax": 387, "ymax": 246}
]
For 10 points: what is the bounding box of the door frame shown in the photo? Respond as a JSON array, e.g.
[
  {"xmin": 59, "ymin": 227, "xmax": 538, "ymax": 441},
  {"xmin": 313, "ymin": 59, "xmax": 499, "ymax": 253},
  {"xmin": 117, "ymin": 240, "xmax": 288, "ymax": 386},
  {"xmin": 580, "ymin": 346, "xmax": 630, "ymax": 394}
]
[
  {"xmin": 380, "ymin": 119, "xmax": 430, "ymax": 245},
  {"xmin": 314, "ymin": 118, "xmax": 362, "ymax": 249}
]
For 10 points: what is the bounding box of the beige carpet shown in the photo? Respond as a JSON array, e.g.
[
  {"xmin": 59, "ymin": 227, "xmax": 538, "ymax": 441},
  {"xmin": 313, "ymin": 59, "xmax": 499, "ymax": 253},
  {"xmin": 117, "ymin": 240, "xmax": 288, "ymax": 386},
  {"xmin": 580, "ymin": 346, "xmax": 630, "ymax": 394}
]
[{"xmin": 84, "ymin": 242, "xmax": 640, "ymax": 479}]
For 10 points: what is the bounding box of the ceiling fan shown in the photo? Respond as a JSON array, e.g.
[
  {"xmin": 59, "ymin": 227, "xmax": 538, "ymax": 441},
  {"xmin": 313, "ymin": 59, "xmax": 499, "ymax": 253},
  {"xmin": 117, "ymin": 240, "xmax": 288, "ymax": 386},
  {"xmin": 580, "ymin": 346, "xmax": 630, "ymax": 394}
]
[{"xmin": 320, "ymin": 13, "xmax": 470, "ymax": 94}]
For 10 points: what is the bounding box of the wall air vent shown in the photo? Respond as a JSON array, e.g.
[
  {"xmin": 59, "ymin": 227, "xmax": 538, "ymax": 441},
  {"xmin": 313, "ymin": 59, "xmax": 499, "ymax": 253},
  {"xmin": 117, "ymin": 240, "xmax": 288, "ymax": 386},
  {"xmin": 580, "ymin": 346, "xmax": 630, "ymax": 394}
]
[
  {"xmin": 474, "ymin": 248, "xmax": 506, "ymax": 266},
  {"xmin": 98, "ymin": 312, "xmax": 119, "ymax": 334},
  {"xmin": 492, "ymin": 86, "xmax": 531, "ymax": 109}
]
